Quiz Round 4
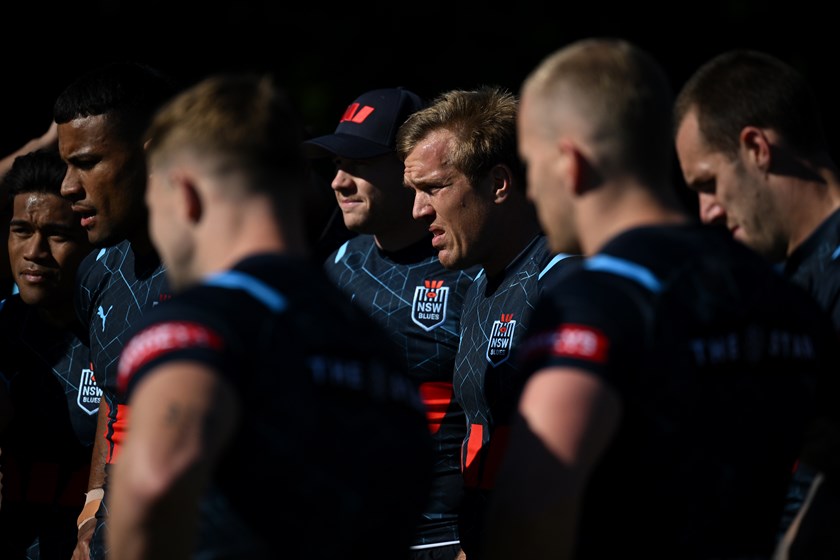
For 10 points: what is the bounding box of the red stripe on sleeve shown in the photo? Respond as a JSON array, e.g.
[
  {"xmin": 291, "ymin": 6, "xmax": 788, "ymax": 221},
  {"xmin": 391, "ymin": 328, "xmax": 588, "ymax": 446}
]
[{"xmin": 117, "ymin": 321, "xmax": 225, "ymax": 395}]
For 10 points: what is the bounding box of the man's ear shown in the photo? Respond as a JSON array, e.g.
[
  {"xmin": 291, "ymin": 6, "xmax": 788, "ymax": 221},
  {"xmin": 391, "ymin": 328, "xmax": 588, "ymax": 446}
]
[
  {"xmin": 183, "ymin": 181, "xmax": 202, "ymax": 224},
  {"xmin": 491, "ymin": 164, "xmax": 514, "ymax": 203},
  {"xmin": 559, "ymin": 139, "xmax": 600, "ymax": 196},
  {"xmin": 170, "ymin": 172, "xmax": 203, "ymax": 224},
  {"xmin": 739, "ymin": 126, "xmax": 772, "ymax": 172}
]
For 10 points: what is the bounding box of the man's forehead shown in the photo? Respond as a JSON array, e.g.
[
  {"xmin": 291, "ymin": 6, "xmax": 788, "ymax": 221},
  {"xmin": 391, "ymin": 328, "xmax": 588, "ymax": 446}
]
[
  {"xmin": 58, "ymin": 115, "xmax": 126, "ymax": 154},
  {"xmin": 12, "ymin": 191, "xmax": 73, "ymax": 219}
]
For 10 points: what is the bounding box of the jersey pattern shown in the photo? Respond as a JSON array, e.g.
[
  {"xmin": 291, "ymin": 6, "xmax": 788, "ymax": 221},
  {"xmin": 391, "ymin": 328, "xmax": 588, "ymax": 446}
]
[
  {"xmin": 0, "ymin": 294, "xmax": 98, "ymax": 558},
  {"xmin": 117, "ymin": 253, "xmax": 434, "ymax": 559},
  {"xmin": 324, "ymin": 234, "xmax": 479, "ymax": 548},
  {"xmin": 454, "ymin": 234, "xmax": 579, "ymax": 556},
  {"xmin": 75, "ymin": 239, "xmax": 170, "ymax": 463},
  {"xmin": 784, "ymin": 206, "xmax": 840, "ymax": 332},
  {"xmin": 780, "ymin": 206, "xmax": 840, "ymax": 535},
  {"xmin": 518, "ymin": 224, "xmax": 834, "ymax": 558}
]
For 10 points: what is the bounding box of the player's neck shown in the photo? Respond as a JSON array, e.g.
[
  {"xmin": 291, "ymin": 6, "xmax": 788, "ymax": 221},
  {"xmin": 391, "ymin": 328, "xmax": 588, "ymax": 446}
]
[
  {"xmin": 373, "ymin": 218, "xmax": 429, "ymax": 253},
  {"xmin": 581, "ymin": 184, "xmax": 689, "ymax": 255},
  {"xmin": 36, "ymin": 301, "xmax": 77, "ymax": 330}
]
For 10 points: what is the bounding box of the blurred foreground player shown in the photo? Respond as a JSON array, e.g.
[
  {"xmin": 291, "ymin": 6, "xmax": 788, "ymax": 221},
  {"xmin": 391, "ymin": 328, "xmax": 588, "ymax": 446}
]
[{"xmin": 107, "ymin": 73, "xmax": 434, "ymax": 560}]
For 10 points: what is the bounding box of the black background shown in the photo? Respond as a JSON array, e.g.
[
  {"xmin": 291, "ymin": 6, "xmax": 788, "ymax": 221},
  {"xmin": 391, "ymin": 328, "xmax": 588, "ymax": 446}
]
[{"xmin": 3, "ymin": 1, "xmax": 837, "ymax": 180}]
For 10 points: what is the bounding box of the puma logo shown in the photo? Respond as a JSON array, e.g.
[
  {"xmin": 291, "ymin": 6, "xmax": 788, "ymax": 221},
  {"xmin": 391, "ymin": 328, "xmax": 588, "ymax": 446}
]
[{"xmin": 97, "ymin": 305, "xmax": 113, "ymax": 332}]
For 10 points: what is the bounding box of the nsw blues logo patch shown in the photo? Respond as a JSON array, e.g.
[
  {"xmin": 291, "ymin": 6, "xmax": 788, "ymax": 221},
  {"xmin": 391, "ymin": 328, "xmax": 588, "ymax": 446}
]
[
  {"xmin": 486, "ymin": 313, "xmax": 517, "ymax": 366},
  {"xmin": 411, "ymin": 280, "xmax": 449, "ymax": 331},
  {"xmin": 77, "ymin": 366, "xmax": 102, "ymax": 415}
]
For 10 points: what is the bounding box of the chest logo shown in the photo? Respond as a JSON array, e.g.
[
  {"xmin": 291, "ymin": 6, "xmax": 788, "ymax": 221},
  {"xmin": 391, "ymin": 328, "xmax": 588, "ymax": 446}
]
[
  {"xmin": 411, "ymin": 280, "xmax": 449, "ymax": 332},
  {"xmin": 487, "ymin": 313, "xmax": 517, "ymax": 367},
  {"xmin": 77, "ymin": 366, "xmax": 102, "ymax": 415}
]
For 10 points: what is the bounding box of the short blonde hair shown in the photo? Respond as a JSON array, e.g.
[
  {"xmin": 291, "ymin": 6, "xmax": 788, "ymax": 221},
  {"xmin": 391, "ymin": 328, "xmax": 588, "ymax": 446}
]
[
  {"xmin": 146, "ymin": 73, "xmax": 307, "ymax": 196},
  {"xmin": 523, "ymin": 37, "xmax": 674, "ymax": 189}
]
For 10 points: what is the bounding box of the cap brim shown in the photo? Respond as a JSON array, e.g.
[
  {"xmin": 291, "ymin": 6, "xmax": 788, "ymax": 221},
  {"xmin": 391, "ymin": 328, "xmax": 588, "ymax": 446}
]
[{"xmin": 303, "ymin": 134, "xmax": 392, "ymax": 160}]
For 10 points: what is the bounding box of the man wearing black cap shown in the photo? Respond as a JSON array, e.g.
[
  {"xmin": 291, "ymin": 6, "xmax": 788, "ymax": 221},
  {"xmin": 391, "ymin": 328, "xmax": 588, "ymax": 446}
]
[{"xmin": 304, "ymin": 87, "xmax": 479, "ymax": 560}]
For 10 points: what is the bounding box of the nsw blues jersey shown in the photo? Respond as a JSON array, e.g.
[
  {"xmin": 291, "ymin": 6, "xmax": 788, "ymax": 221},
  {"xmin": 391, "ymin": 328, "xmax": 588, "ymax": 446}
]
[
  {"xmin": 75, "ymin": 239, "xmax": 171, "ymax": 463},
  {"xmin": 454, "ymin": 234, "xmax": 579, "ymax": 557},
  {"xmin": 0, "ymin": 294, "xmax": 98, "ymax": 558},
  {"xmin": 325, "ymin": 234, "xmax": 479, "ymax": 547},
  {"xmin": 784, "ymin": 206, "xmax": 840, "ymax": 332}
]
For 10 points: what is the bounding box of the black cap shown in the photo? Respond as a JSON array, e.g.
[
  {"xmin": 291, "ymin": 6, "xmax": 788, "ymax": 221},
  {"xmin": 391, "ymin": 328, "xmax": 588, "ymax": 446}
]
[{"xmin": 303, "ymin": 87, "xmax": 424, "ymax": 159}]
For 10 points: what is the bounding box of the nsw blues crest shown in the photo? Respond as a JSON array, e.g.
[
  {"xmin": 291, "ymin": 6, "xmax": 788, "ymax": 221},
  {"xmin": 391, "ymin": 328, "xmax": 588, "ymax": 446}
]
[
  {"xmin": 486, "ymin": 313, "xmax": 517, "ymax": 366},
  {"xmin": 411, "ymin": 280, "xmax": 449, "ymax": 331},
  {"xmin": 77, "ymin": 365, "xmax": 102, "ymax": 415}
]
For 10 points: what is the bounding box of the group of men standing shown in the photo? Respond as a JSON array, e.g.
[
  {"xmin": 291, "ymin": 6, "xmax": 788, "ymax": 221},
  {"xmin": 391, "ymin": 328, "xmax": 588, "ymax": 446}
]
[{"xmin": 0, "ymin": 37, "xmax": 837, "ymax": 560}]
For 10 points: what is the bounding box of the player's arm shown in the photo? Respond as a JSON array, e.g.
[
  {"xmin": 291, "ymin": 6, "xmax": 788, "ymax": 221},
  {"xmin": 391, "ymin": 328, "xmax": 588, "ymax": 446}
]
[
  {"xmin": 106, "ymin": 360, "xmax": 239, "ymax": 560},
  {"xmin": 0, "ymin": 121, "xmax": 57, "ymax": 184},
  {"xmin": 87, "ymin": 404, "xmax": 109, "ymax": 492},
  {"xmin": 483, "ymin": 366, "xmax": 621, "ymax": 560},
  {"xmin": 72, "ymin": 403, "xmax": 109, "ymax": 560}
]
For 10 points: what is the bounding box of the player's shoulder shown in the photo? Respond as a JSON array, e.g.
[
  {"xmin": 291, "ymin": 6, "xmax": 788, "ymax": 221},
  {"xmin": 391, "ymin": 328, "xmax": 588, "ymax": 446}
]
[
  {"xmin": 523, "ymin": 235, "xmax": 583, "ymax": 287},
  {"xmin": 77, "ymin": 241, "xmax": 132, "ymax": 279},
  {"xmin": 0, "ymin": 293, "xmax": 26, "ymax": 328},
  {"xmin": 326, "ymin": 235, "xmax": 375, "ymax": 264},
  {"xmin": 77, "ymin": 247, "xmax": 106, "ymax": 280},
  {"xmin": 0, "ymin": 292, "xmax": 23, "ymax": 311}
]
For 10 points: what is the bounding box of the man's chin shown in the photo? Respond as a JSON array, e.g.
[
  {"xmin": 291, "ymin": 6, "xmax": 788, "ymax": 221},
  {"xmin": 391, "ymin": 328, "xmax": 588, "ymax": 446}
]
[
  {"xmin": 437, "ymin": 250, "xmax": 463, "ymax": 270},
  {"xmin": 17, "ymin": 289, "xmax": 48, "ymax": 308}
]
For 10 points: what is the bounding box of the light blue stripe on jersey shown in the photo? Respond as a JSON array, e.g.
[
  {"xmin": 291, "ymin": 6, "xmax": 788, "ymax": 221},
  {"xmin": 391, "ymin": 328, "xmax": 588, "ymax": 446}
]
[
  {"xmin": 334, "ymin": 241, "xmax": 349, "ymax": 263},
  {"xmin": 584, "ymin": 254, "xmax": 663, "ymax": 293},
  {"xmin": 831, "ymin": 244, "xmax": 840, "ymax": 261},
  {"xmin": 410, "ymin": 540, "xmax": 461, "ymax": 550},
  {"xmin": 539, "ymin": 252, "xmax": 575, "ymax": 280},
  {"xmin": 203, "ymin": 270, "xmax": 287, "ymax": 312}
]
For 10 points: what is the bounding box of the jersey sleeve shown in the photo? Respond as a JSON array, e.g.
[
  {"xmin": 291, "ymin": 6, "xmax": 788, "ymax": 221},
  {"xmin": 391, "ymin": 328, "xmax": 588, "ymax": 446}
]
[
  {"xmin": 115, "ymin": 302, "xmax": 229, "ymax": 399},
  {"xmin": 517, "ymin": 270, "xmax": 648, "ymax": 394}
]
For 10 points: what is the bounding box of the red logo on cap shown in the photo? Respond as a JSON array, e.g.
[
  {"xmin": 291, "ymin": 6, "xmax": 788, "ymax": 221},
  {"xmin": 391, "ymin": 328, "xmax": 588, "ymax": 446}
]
[{"xmin": 340, "ymin": 103, "xmax": 375, "ymax": 124}]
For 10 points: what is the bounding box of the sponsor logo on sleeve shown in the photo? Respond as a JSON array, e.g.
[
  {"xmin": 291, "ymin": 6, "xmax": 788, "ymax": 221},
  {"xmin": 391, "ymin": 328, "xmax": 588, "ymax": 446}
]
[
  {"xmin": 116, "ymin": 321, "xmax": 224, "ymax": 394},
  {"xmin": 549, "ymin": 324, "xmax": 609, "ymax": 363}
]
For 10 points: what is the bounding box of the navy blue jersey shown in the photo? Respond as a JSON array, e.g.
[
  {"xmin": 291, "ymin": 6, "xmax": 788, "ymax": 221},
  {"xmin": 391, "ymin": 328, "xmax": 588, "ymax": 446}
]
[
  {"xmin": 75, "ymin": 240, "xmax": 171, "ymax": 560},
  {"xmin": 780, "ymin": 207, "xmax": 840, "ymax": 543},
  {"xmin": 117, "ymin": 253, "xmax": 434, "ymax": 560},
  {"xmin": 784, "ymin": 207, "xmax": 840, "ymax": 332},
  {"xmin": 74, "ymin": 240, "xmax": 170, "ymax": 463},
  {"xmin": 454, "ymin": 234, "xmax": 579, "ymax": 556},
  {"xmin": 518, "ymin": 224, "xmax": 836, "ymax": 558},
  {"xmin": 0, "ymin": 295, "xmax": 98, "ymax": 559},
  {"xmin": 325, "ymin": 234, "xmax": 478, "ymax": 549}
]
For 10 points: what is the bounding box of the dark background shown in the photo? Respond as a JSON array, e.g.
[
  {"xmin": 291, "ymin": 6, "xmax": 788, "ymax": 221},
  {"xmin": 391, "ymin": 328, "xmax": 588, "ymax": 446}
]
[{"xmin": 3, "ymin": 1, "xmax": 837, "ymax": 176}]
